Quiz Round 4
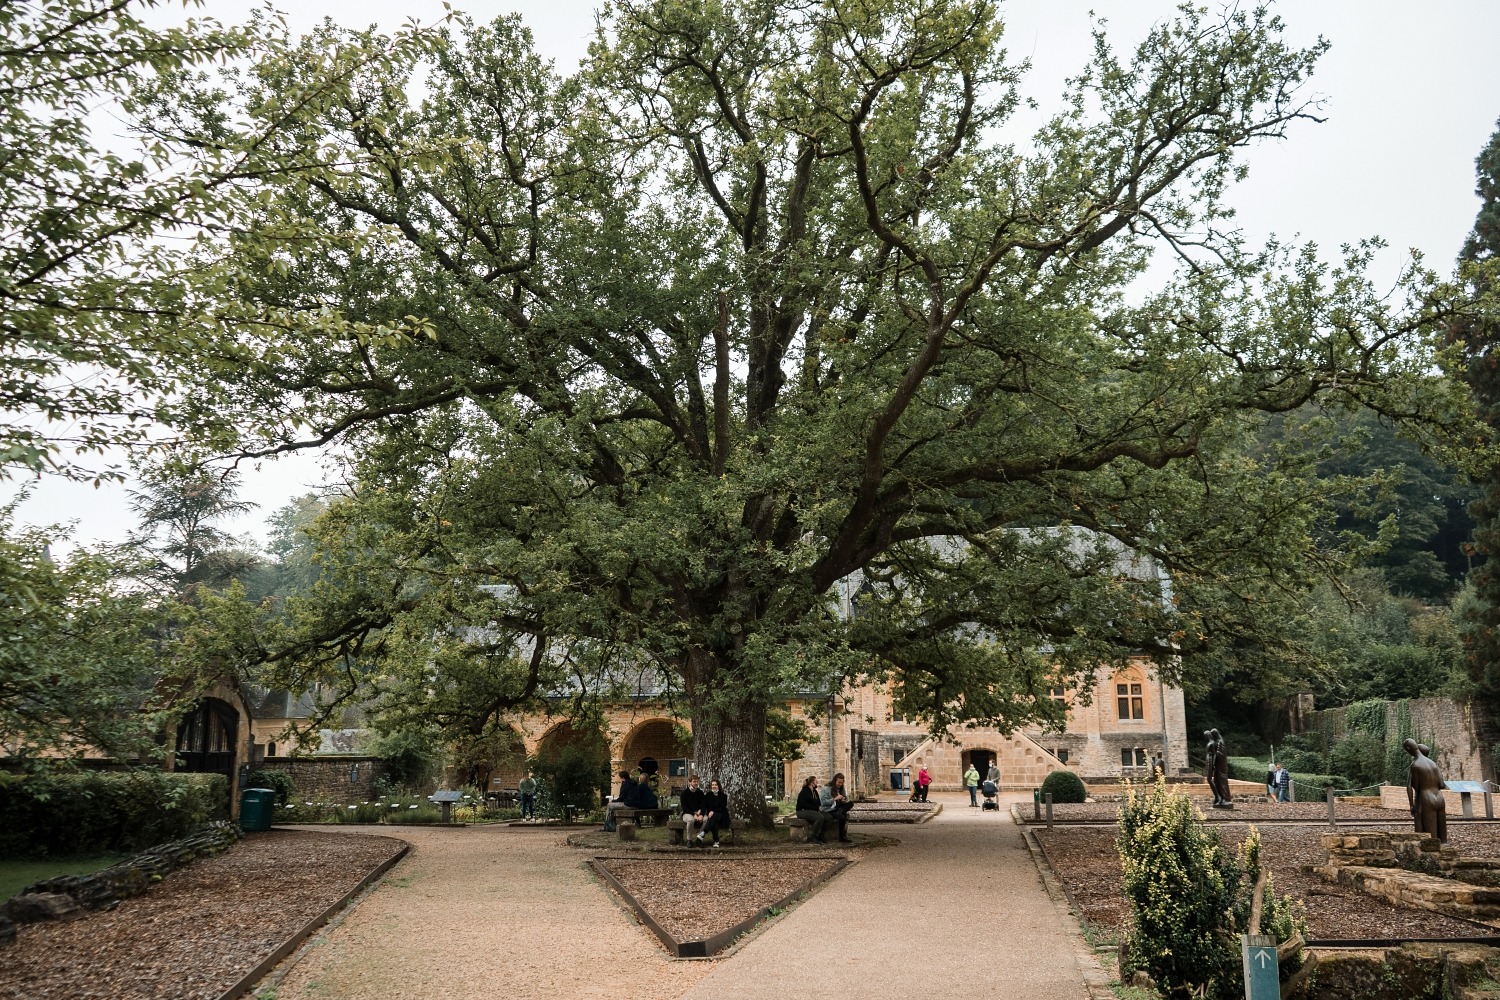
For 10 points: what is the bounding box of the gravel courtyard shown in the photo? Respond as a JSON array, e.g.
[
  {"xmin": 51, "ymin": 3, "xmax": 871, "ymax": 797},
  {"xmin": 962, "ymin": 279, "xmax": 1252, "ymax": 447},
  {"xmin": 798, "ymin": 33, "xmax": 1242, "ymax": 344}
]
[{"xmin": 266, "ymin": 792, "xmax": 1105, "ymax": 1000}]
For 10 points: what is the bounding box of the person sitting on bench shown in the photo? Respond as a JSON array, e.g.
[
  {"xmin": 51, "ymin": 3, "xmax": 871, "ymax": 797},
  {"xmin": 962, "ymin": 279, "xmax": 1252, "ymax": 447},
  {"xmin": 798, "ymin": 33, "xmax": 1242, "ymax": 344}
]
[
  {"xmin": 604, "ymin": 770, "xmax": 638, "ymax": 832},
  {"xmin": 796, "ymin": 775, "xmax": 830, "ymax": 843},
  {"xmin": 820, "ymin": 772, "xmax": 854, "ymax": 843},
  {"xmin": 680, "ymin": 774, "xmax": 708, "ymax": 844},
  {"xmin": 635, "ymin": 768, "xmax": 659, "ymax": 809},
  {"xmin": 700, "ymin": 778, "xmax": 730, "ymax": 847}
]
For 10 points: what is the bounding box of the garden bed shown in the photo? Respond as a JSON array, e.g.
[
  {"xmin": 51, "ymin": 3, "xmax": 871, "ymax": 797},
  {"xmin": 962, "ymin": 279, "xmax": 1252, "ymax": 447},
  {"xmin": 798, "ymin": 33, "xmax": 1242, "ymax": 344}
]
[
  {"xmin": 592, "ymin": 855, "xmax": 846, "ymax": 956},
  {"xmin": 1034, "ymin": 823, "xmax": 1500, "ymax": 942},
  {"xmin": 0, "ymin": 830, "xmax": 406, "ymax": 1000}
]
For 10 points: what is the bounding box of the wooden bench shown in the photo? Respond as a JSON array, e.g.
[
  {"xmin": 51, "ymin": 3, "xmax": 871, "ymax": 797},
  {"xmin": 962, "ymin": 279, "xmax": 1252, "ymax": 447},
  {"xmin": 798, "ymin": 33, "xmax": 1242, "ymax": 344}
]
[{"xmin": 666, "ymin": 818, "xmax": 747, "ymax": 846}]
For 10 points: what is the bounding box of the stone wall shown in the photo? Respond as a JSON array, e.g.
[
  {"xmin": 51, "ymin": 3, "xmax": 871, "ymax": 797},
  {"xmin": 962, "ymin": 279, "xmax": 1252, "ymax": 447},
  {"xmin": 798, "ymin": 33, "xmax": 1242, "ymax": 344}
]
[
  {"xmin": 1299, "ymin": 697, "xmax": 1497, "ymax": 785},
  {"xmin": 257, "ymin": 755, "xmax": 389, "ymax": 803}
]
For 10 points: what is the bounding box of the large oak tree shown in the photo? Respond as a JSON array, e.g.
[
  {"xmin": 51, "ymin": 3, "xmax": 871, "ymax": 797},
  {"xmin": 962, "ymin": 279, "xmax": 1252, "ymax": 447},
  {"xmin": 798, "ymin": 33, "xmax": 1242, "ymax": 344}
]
[{"xmin": 173, "ymin": 2, "xmax": 1479, "ymax": 818}]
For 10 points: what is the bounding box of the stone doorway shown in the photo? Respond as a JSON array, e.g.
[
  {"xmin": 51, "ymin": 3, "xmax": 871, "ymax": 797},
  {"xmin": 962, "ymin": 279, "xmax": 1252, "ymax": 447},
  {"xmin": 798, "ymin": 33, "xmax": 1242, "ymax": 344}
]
[
  {"xmin": 175, "ymin": 697, "xmax": 239, "ymax": 808},
  {"xmin": 961, "ymin": 748, "xmax": 996, "ymax": 784}
]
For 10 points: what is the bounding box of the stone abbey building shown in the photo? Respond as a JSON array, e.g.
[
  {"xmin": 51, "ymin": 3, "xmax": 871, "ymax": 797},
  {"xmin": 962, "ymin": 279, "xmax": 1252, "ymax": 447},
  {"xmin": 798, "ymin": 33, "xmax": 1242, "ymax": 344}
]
[{"xmin": 248, "ymin": 660, "xmax": 1187, "ymax": 799}]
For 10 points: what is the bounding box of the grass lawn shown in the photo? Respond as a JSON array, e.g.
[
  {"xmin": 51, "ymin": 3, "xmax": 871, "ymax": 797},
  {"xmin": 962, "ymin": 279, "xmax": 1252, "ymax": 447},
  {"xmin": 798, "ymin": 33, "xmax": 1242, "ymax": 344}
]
[{"xmin": 0, "ymin": 856, "xmax": 127, "ymax": 901}]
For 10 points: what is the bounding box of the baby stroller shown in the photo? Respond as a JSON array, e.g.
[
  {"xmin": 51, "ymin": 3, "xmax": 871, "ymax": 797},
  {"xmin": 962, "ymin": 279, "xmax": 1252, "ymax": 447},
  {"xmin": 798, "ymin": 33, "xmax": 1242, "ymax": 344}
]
[{"xmin": 980, "ymin": 779, "xmax": 999, "ymax": 811}]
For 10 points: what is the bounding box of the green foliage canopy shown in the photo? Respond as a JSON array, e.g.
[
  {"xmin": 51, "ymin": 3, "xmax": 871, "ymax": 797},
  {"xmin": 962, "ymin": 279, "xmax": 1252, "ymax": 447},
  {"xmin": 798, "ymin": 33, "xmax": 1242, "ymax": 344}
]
[{"xmin": 161, "ymin": 3, "xmax": 1482, "ymax": 817}]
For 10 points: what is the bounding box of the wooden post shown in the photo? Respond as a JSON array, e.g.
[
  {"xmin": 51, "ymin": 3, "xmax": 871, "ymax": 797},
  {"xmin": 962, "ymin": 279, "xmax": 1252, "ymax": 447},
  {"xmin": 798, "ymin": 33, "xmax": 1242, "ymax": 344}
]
[
  {"xmin": 1326, "ymin": 786, "xmax": 1336, "ymax": 829},
  {"xmin": 1045, "ymin": 792, "xmax": 1053, "ymax": 830}
]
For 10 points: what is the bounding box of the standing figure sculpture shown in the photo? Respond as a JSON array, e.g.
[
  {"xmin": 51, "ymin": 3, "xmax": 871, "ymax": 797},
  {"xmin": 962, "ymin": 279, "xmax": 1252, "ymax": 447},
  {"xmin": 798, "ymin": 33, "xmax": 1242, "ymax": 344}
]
[
  {"xmin": 1405, "ymin": 738, "xmax": 1448, "ymax": 843},
  {"xmin": 1204, "ymin": 729, "xmax": 1233, "ymax": 808}
]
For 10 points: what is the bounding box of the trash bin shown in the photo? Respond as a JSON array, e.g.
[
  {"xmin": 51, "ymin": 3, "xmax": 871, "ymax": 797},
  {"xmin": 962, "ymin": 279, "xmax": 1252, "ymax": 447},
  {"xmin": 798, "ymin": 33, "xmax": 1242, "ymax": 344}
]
[
  {"xmin": 239, "ymin": 787, "xmax": 275, "ymax": 832},
  {"xmin": 889, "ymin": 769, "xmax": 906, "ymax": 791}
]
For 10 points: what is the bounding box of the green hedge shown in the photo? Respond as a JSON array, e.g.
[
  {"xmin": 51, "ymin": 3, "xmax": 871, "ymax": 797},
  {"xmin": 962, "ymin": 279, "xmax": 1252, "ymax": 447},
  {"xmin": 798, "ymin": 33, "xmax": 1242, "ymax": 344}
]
[
  {"xmin": 1227, "ymin": 757, "xmax": 1351, "ymax": 792},
  {"xmin": 0, "ymin": 770, "xmax": 228, "ymax": 858}
]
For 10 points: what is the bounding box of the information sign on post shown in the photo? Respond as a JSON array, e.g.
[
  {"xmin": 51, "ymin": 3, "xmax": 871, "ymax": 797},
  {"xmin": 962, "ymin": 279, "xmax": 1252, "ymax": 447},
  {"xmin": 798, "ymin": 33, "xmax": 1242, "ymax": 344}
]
[{"xmin": 1241, "ymin": 934, "xmax": 1279, "ymax": 1000}]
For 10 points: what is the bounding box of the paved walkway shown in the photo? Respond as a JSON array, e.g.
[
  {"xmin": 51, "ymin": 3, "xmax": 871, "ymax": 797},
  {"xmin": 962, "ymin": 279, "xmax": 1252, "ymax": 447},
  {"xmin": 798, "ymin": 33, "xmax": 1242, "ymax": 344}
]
[
  {"xmin": 678, "ymin": 791, "xmax": 1107, "ymax": 1000},
  {"xmin": 267, "ymin": 792, "xmax": 1107, "ymax": 999}
]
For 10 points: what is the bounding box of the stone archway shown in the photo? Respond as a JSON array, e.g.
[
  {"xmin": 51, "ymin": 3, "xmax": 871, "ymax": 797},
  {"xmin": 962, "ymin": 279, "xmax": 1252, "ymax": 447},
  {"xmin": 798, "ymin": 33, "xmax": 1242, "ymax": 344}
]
[
  {"xmin": 535, "ymin": 720, "xmax": 611, "ymax": 809},
  {"xmin": 618, "ymin": 717, "xmax": 693, "ymax": 790},
  {"xmin": 453, "ymin": 725, "xmax": 528, "ymax": 793}
]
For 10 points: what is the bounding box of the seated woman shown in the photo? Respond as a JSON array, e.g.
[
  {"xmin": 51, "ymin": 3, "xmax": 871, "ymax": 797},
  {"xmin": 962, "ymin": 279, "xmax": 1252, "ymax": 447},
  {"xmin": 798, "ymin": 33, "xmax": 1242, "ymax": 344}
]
[
  {"xmin": 819, "ymin": 772, "xmax": 854, "ymax": 843},
  {"xmin": 700, "ymin": 778, "xmax": 730, "ymax": 847},
  {"xmin": 795, "ymin": 775, "xmax": 830, "ymax": 843},
  {"xmin": 635, "ymin": 770, "xmax": 660, "ymax": 809}
]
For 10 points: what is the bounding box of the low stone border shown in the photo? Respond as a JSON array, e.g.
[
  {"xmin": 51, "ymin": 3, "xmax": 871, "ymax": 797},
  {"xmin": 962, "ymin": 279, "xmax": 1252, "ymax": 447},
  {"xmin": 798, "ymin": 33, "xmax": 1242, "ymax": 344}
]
[
  {"xmin": 215, "ymin": 839, "xmax": 410, "ymax": 1000},
  {"xmin": 589, "ymin": 854, "xmax": 849, "ymax": 958},
  {"xmin": 7, "ymin": 821, "xmax": 243, "ymax": 922}
]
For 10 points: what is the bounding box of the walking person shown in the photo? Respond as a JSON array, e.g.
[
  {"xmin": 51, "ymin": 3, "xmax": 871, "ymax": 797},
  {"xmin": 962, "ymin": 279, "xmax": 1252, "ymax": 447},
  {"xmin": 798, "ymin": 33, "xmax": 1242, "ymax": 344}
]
[
  {"xmin": 680, "ymin": 774, "xmax": 708, "ymax": 845},
  {"xmin": 519, "ymin": 770, "xmax": 538, "ymax": 821},
  {"xmin": 986, "ymin": 759, "xmax": 1000, "ymax": 788},
  {"xmin": 1274, "ymin": 763, "xmax": 1291, "ymax": 803},
  {"xmin": 916, "ymin": 765, "xmax": 931, "ymax": 803},
  {"xmin": 1265, "ymin": 763, "xmax": 1277, "ymax": 800},
  {"xmin": 795, "ymin": 775, "xmax": 831, "ymax": 843},
  {"xmin": 701, "ymin": 778, "xmax": 730, "ymax": 847},
  {"xmin": 964, "ymin": 762, "xmax": 981, "ymax": 807}
]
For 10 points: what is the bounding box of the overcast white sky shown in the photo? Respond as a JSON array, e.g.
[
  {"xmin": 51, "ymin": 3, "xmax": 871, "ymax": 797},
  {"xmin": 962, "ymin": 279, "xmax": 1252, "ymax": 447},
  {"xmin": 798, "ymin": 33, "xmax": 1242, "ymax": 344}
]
[{"xmin": 7, "ymin": 0, "xmax": 1500, "ymax": 550}]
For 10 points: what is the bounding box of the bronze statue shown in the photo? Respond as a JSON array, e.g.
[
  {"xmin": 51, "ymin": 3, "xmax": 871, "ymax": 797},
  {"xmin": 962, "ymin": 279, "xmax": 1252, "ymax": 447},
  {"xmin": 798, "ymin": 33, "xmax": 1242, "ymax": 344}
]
[
  {"xmin": 1405, "ymin": 738, "xmax": 1447, "ymax": 843},
  {"xmin": 1204, "ymin": 729, "xmax": 1232, "ymax": 808}
]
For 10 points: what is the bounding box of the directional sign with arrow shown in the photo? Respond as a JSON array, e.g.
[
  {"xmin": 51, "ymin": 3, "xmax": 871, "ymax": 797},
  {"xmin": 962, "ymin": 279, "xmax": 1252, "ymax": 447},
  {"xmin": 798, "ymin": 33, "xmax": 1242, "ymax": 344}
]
[{"xmin": 1240, "ymin": 934, "xmax": 1280, "ymax": 999}]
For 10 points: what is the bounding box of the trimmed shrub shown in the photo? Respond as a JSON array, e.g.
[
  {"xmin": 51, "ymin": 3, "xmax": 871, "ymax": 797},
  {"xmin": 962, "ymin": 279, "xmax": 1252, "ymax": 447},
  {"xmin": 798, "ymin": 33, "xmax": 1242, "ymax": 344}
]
[
  {"xmin": 1040, "ymin": 769, "xmax": 1087, "ymax": 803},
  {"xmin": 0, "ymin": 770, "xmax": 228, "ymax": 858},
  {"xmin": 1118, "ymin": 781, "xmax": 1305, "ymax": 999}
]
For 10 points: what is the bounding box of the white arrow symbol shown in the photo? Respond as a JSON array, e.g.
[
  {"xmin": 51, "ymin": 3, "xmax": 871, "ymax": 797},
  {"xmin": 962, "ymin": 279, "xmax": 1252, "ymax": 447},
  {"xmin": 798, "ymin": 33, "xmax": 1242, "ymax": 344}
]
[{"xmin": 1256, "ymin": 951, "xmax": 1271, "ymax": 968}]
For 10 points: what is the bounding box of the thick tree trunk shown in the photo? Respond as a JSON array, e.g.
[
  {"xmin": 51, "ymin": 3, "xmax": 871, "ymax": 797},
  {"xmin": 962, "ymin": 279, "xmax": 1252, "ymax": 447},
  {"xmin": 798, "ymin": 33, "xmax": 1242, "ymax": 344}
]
[{"xmin": 686, "ymin": 648, "xmax": 772, "ymax": 828}]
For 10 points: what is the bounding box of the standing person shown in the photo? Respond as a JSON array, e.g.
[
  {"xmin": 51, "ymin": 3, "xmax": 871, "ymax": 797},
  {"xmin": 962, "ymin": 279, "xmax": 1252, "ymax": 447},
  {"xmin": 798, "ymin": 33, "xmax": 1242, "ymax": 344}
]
[
  {"xmin": 1265, "ymin": 763, "xmax": 1277, "ymax": 799},
  {"xmin": 964, "ymin": 763, "xmax": 981, "ymax": 807},
  {"xmin": 701, "ymin": 778, "xmax": 731, "ymax": 848},
  {"xmin": 795, "ymin": 775, "xmax": 830, "ymax": 843},
  {"xmin": 916, "ymin": 765, "xmax": 932, "ymax": 803},
  {"xmin": 986, "ymin": 759, "xmax": 1000, "ymax": 788},
  {"xmin": 519, "ymin": 770, "xmax": 538, "ymax": 821},
  {"xmin": 1275, "ymin": 764, "xmax": 1291, "ymax": 803},
  {"xmin": 820, "ymin": 772, "xmax": 854, "ymax": 843},
  {"xmin": 680, "ymin": 774, "xmax": 708, "ymax": 845}
]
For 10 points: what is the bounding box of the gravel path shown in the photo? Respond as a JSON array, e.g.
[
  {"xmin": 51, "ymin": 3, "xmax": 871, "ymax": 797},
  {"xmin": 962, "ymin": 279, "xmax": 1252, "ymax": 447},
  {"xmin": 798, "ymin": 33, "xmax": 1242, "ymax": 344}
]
[
  {"xmin": 674, "ymin": 793, "xmax": 1106, "ymax": 1000},
  {"xmin": 268, "ymin": 825, "xmax": 717, "ymax": 1000},
  {"xmin": 270, "ymin": 795, "xmax": 1106, "ymax": 1000}
]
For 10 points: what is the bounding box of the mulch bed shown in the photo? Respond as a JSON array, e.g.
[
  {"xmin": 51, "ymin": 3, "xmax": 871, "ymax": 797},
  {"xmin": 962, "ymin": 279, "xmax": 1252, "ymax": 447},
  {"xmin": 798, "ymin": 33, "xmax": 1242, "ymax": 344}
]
[
  {"xmin": 1020, "ymin": 801, "xmax": 1408, "ymax": 824},
  {"xmin": 595, "ymin": 856, "xmax": 842, "ymax": 951},
  {"xmin": 0, "ymin": 830, "xmax": 405, "ymax": 1000},
  {"xmin": 1035, "ymin": 823, "xmax": 1500, "ymax": 942}
]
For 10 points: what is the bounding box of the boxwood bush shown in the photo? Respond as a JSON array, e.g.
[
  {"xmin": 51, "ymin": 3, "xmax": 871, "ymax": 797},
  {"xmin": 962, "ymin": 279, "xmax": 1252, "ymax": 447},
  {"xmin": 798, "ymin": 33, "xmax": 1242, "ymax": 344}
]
[
  {"xmin": 0, "ymin": 769, "xmax": 227, "ymax": 857},
  {"xmin": 1040, "ymin": 769, "xmax": 1087, "ymax": 803}
]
